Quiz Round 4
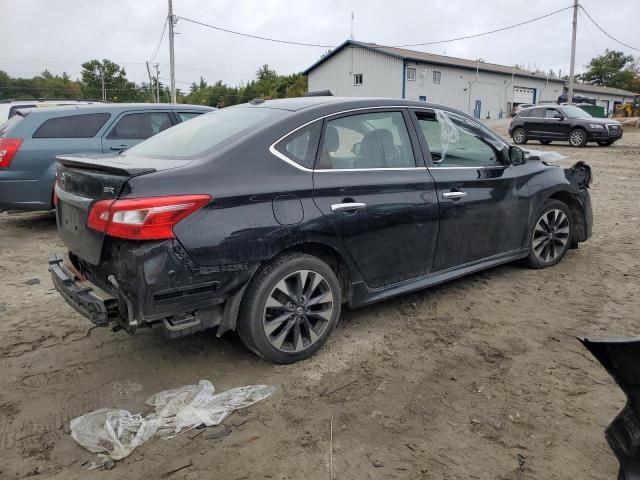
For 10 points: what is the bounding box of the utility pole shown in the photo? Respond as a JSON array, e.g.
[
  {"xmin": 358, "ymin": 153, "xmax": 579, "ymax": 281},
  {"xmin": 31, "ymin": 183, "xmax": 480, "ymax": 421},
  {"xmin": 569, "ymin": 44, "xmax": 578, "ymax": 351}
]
[
  {"xmin": 145, "ymin": 61, "xmax": 155, "ymax": 102},
  {"xmin": 152, "ymin": 63, "xmax": 160, "ymax": 102},
  {"xmin": 349, "ymin": 12, "xmax": 354, "ymax": 40},
  {"xmin": 567, "ymin": 0, "xmax": 579, "ymax": 105},
  {"xmin": 168, "ymin": 0, "xmax": 177, "ymax": 103},
  {"xmin": 101, "ymin": 71, "xmax": 106, "ymax": 101}
]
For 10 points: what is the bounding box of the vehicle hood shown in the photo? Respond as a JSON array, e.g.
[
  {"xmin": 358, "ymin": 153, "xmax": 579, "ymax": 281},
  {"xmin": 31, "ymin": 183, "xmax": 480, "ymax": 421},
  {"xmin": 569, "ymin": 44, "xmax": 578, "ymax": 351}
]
[{"xmin": 575, "ymin": 117, "xmax": 620, "ymax": 126}]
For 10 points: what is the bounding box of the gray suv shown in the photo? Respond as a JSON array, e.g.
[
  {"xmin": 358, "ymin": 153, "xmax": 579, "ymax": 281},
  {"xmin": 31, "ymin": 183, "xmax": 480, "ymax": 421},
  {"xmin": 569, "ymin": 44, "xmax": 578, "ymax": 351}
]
[{"xmin": 0, "ymin": 103, "xmax": 213, "ymax": 211}]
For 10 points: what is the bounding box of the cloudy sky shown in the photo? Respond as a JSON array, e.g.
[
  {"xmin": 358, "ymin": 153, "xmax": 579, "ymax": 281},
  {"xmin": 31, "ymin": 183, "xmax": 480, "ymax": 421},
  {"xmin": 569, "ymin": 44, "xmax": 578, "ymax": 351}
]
[{"xmin": 1, "ymin": 0, "xmax": 638, "ymax": 89}]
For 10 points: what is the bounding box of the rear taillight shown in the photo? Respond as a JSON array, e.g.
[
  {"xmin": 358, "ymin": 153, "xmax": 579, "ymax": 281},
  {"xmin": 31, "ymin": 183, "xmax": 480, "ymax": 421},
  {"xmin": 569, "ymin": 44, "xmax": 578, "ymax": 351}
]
[
  {"xmin": 0, "ymin": 138, "xmax": 23, "ymax": 168},
  {"xmin": 87, "ymin": 195, "xmax": 211, "ymax": 240}
]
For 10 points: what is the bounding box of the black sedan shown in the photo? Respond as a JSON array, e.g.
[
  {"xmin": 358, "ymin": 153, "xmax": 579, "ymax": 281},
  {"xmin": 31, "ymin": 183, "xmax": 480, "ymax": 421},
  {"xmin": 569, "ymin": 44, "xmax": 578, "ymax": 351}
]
[
  {"xmin": 509, "ymin": 104, "xmax": 622, "ymax": 147},
  {"xmin": 49, "ymin": 97, "xmax": 593, "ymax": 363}
]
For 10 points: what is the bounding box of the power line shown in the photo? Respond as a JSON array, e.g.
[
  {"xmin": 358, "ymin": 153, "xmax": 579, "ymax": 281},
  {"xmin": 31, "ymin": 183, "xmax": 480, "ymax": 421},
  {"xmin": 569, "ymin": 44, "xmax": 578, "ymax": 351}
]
[
  {"xmin": 149, "ymin": 18, "xmax": 168, "ymax": 62},
  {"xmin": 388, "ymin": 5, "xmax": 574, "ymax": 47},
  {"xmin": 177, "ymin": 16, "xmax": 335, "ymax": 48},
  {"xmin": 578, "ymin": 5, "xmax": 639, "ymax": 52}
]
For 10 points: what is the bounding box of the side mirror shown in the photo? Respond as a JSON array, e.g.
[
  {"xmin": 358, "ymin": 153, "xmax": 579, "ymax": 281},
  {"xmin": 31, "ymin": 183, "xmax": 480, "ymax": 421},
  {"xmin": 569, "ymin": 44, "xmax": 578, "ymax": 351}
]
[
  {"xmin": 509, "ymin": 146, "xmax": 526, "ymax": 166},
  {"xmin": 351, "ymin": 142, "xmax": 362, "ymax": 155}
]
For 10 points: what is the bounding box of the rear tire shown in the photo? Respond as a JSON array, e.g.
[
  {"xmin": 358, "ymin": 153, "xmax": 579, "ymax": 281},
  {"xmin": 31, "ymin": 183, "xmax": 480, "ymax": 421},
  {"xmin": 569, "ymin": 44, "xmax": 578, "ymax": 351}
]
[
  {"xmin": 597, "ymin": 140, "xmax": 614, "ymax": 146},
  {"xmin": 539, "ymin": 139, "xmax": 552, "ymax": 145},
  {"xmin": 512, "ymin": 127, "xmax": 527, "ymax": 145},
  {"xmin": 569, "ymin": 128, "xmax": 587, "ymax": 147},
  {"xmin": 526, "ymin": 200, "xmax": 573, "ymax": 269},
  {"xmin": 237, "ymin": 252, "xmax": 342, "ymax": 364}
]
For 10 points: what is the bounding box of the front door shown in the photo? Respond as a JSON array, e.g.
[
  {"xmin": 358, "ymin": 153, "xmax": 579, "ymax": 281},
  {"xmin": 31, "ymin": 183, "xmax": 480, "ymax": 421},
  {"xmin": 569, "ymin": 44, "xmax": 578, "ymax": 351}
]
[
  {"xmin": 541, "ymin": 107, "xmax": 570, "ymax": 139},
  {"xmin": 474, "ymin": 100, "xmax": 482, "ymax": 119},
  {"xmin": 312, "ymin": 109, "xmax": 439, "ymax": 288},
  {"xmin": 411, "ymin": 108, "xmax": 529, "ymax": 271},
  {"xmin": 101, "ymin": 110, "xmax": 175, "ymax": 152}
]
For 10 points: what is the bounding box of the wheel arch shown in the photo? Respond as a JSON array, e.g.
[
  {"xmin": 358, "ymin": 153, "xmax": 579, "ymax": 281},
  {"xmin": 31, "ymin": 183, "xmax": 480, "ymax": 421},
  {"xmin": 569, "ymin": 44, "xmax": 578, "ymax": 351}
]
[{"xmin": 547, "ymin": 190, "xmax": 588, "ymax": 243}]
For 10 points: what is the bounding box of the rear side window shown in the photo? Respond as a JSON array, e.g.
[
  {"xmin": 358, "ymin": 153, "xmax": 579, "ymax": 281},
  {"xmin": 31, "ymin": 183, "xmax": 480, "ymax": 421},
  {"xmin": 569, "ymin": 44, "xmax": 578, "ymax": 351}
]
[
  {"xmin": 522, "ymin": 108, "xmax": 543, "ymax": 118},
  {"xmin": 107, "ymin": 112, "xmax": 173, "ymax": 140},
  {"xmin": 33, "ymin": 113, "xmax": 111, "ymax": 138},
  {"xmin": 274, "ymin": 122, "xmax": 321, "ymax": 169},
  {"xmin": 177, "ymin": 112, "xmax": 203, "ymax": 122}
]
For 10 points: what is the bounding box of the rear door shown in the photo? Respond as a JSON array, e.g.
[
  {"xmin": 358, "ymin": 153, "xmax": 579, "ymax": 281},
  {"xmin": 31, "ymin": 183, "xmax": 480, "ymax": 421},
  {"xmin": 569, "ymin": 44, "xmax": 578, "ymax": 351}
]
[
  {"xmin": 312, "ymin": 109, "xmax": 439, "ymax": 288},
  {"xmin": 521, "ymin": 107, "xmax": 545, "ymax": 139},
  {"xmin": 101, "ymin": 110, "xmax": 175, "ymax": 152},
  {"xmin": 411, "ymin": 108, "xmax": 529, "ymax": 271}
]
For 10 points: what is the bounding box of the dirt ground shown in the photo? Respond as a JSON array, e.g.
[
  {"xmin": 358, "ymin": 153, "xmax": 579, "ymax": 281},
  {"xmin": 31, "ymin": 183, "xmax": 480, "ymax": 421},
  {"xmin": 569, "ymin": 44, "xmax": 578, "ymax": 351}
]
[{"xmin": 1, "ymin": 123, "xmax": 638, "ymax": 480}]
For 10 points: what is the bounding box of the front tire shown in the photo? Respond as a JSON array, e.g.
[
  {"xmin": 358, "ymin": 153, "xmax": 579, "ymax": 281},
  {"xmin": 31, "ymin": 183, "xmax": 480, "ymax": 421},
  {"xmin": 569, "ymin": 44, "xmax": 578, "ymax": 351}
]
[
  {"xmin": 237, "ymin": 252, "xmax": 342, "ymax": 364},
  {"xmin": 512, "ymin": 127, "xmax": 527, "ymax": 144},
  {"xmin": 569, "ymin": 128, "xmax": 587, "ymax": 147},
  {"xmin": 526, "ymin": 200, "xmax": 573, "ymax": 269}
]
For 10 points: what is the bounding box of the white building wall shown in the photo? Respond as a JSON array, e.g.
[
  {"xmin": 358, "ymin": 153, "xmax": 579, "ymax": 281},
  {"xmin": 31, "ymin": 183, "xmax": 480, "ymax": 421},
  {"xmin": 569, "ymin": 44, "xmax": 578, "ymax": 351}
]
[
  {"xmin": 403, "ymin": 62, "xmax": 563, "ymax": 118},
  {"xmin": 307, "ymin": 47, "xmax": 403, "ymax": 97}
]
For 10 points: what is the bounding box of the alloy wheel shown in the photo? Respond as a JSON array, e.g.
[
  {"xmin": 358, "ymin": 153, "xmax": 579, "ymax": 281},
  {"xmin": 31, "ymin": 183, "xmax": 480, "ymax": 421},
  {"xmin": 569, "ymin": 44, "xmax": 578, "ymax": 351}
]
[
  {"xmin": 262, "ymin": 269, "xmax": 334, "ymax": 352},
  {"xmin": 513, "ymin": 129, "xmax": 525, "ymax": 143},
  {"xmin": 532, "ymin": 209, "xmax": 570, "ymax": 263},
  {"xmin": 570, "ymin": 130, "xmax": 585, "ymax": 147}
]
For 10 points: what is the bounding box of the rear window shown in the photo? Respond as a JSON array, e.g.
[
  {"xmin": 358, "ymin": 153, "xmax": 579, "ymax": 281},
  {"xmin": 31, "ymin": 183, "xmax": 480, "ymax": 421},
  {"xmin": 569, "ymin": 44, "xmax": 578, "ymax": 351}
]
[
  {"xmin": 33, "ymin": 113, "xmax": 111, "ymax": 139},
  {"xmin": 0, "ymin": 114, "xmax": 25, "ymax": 137},
  {"xmin": 126, "ymin": 107, "xmax": 287, "ymax": 159}
]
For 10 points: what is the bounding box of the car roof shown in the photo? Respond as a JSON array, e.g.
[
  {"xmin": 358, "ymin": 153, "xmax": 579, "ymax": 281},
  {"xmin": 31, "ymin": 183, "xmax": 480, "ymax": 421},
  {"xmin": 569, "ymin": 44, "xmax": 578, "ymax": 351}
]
[
  {"xmin": 15, "ymin": 103, "xmax": 214, "ymax": 117},
  {"xmin": 243, "ymin": 96, "xmax": 466, "ymax": 114}
]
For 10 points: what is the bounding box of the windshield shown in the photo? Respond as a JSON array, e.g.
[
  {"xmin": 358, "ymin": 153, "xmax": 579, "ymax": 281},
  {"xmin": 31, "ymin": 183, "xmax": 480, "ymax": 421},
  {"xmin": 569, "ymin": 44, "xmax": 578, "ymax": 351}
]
[
  {"xmin": 559, "ymin": 105, "xmax": 592, "ymax": 119},
  {"xmin": 125, "ymin": 106, "xmax": 287, "ymax": 159}
]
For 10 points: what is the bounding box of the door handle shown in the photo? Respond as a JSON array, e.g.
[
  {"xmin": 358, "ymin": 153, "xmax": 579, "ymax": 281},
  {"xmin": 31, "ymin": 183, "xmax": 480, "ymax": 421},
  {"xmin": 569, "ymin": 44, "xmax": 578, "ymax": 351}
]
[
  {"xmin": 442, "ymin": 191, "xmax": 467, "ymax": 200},
  {"xmin": 110, "ymin": 144, "xmax": 128, "ymax": 151},
  {"xmin": 331, "ymin": 202, "xmax": 367, "ymax": 212}
]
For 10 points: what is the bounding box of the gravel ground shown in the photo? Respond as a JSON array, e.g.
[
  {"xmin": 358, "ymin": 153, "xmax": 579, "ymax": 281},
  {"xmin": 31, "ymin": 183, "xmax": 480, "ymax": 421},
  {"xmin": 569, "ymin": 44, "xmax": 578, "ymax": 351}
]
[{"xmin": 0, "ymin": 123, "xmax": 638, "ymax": 479}]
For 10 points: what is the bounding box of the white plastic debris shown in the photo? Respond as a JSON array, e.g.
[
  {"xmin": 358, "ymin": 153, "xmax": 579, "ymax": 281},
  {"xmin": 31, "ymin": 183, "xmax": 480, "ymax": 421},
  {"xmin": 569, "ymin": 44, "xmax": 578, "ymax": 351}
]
[
  {"xmin": 70, "ymin": 381, "xmax": 276, "ymax": 462},
  {"xmin": 70, "ymin": 408, "xmax": 160, "ymax": 460},
  {"xmin": 522, "ymin": 149, "xmax": 567, "ymax": 163},
  {"xmin": 145, "ymin": 380, "xmax": 276, "ymax": 436}
]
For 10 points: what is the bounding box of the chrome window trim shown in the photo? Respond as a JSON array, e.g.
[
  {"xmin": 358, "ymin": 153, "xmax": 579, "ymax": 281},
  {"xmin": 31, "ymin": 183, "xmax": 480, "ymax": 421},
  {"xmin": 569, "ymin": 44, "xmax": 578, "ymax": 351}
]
[
  {"xmin": 268, "ymin": 105, "xmax": 507, "ymax": 173},
  {"xmin": 428, "ymin": 165, "xmax": 507, "ymax": 170}
]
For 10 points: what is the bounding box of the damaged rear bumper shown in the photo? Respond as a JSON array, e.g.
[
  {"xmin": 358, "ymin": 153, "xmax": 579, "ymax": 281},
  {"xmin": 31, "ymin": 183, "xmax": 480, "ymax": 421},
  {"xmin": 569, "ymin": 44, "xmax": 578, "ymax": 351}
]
[
  {"xmin": 580, "ymin": 336, "xmax": 640, "ymax": 479},
  {"xmin": 48, "ymin": 254, "xmax": 117, "ymax": 326}
]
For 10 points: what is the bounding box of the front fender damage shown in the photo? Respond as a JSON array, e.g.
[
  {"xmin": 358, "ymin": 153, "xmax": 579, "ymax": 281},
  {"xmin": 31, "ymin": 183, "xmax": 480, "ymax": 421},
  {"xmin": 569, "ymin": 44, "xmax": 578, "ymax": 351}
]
[{"xmin": 579, "ymin": 337, "xmax": 640, "ymax": 479}]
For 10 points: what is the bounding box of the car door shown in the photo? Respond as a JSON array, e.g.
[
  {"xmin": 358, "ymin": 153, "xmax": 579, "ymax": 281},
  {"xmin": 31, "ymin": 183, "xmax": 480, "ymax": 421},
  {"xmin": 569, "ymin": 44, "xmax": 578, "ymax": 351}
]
[
  {"xmin": 522, "ymin": 107, "xmax": 546, "ymax": 139},
  {"xmin": 542, "ymin": 107, "xmax": 570, "ymax": 139},
  {"xmin": 312, "ymin": 109, "xmax": 439, "ymax": 288},
  {"xmin": 411, "ymin": 108, "xmax": 529, "ymax": 272},
  {"xmin": 101, "ymin": 110, "xmax": 175, "ymax": 152}
]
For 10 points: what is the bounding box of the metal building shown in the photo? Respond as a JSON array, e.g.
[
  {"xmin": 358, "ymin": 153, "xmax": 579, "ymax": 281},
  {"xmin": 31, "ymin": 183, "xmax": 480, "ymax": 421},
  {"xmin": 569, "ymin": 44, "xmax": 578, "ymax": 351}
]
[
  {"xmin": 568, "ymin": 84, "xmax": 638, "ymax": 115},
  {"xmin": 304, "ymin": 40, "xmax": 565, "ymax": 119}
]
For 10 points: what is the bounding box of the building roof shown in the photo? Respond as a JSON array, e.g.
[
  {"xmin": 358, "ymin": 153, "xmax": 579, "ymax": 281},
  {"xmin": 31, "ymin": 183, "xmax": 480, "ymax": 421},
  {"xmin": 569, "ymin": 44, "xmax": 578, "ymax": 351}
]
[
  {"xmin": 569, "ymin": 83, "xmax": 638, "ymax": 97},
  {"xmin": 303, "ymin": 40, "xmax": 564, "ymax": 82}
]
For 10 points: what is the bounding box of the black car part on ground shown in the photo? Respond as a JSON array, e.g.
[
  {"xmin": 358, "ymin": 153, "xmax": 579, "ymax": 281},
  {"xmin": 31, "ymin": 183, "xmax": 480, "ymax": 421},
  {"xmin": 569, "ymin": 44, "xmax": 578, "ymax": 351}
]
[{"xmin": 579, "ymin": 337, "xmax": 640, "ymax": 479}]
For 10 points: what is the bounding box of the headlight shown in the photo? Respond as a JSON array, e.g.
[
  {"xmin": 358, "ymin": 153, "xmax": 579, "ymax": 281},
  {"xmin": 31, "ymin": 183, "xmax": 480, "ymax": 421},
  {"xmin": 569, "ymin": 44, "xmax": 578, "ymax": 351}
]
[{"xmin": 588, "ymin": 124, "xmax": 604, "ymax": 129}]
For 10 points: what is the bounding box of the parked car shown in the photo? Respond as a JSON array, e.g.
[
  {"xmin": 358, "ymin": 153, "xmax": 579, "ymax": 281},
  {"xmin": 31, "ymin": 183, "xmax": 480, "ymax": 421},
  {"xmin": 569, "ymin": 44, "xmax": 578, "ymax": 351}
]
[
  {"xmin": 509, "ymin": 104, "xmax": 622, "ymax": 147},
  {"xmin": 0, "ymin": 103, "xmax": 213, "ymax": 211},
  {"xmin": 510, "ymin": 103, "xmax": 534, "ymax": 117},
  {"xmin": 49, "ymin": 97, "xmax": 593, "ymax": 364},
  {"xmin": 0, "ymin": 99, "xmax": 106, "ymax": 121}
]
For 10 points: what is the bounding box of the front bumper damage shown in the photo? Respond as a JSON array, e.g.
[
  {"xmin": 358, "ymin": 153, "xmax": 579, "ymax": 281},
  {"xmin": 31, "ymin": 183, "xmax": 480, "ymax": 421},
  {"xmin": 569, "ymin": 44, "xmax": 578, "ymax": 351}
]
[{"xmin": 580, "ymin": 336, "xmax": 640, "ymax": 479}]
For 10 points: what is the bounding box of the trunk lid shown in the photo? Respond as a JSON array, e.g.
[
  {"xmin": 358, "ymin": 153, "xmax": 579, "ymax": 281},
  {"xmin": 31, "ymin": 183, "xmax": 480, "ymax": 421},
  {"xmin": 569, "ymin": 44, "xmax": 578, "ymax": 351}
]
[{"xmin": 55, "ymin": 153, "xmax": 190, "ymax": 265}]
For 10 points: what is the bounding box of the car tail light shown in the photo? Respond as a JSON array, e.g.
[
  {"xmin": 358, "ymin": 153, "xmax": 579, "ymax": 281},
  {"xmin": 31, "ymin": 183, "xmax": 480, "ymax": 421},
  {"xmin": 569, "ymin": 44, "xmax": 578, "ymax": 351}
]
[
  {"xmin": 87, "ymin": 195, "xmax": 211, "ymax": 240},
  {"xmin": 0, "ymin": 138, "xmax": 23, "ymax": 168}
]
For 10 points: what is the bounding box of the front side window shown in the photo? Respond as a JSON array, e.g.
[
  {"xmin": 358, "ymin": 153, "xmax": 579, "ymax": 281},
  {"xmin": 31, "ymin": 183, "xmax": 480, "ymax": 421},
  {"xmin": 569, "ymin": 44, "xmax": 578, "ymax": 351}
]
[
  {"xmin": 318, "ymin": 111, "xmax": 415, "ymax": 170},
  {"xmin": 433, "ymin": 71, "xmax": 441, "ymax": 84},
  {"xmin": 274, "ymin": 122, "xmax": 321, "ymax": 169},
  {"xmin": 33, "ymin": 113, "xmax": 111, "ymax": 138},
  {"xmin": 416, "ymin": 110, "xmax": 500, "ymax": 167},
  {"xmin": 354, "ymin": 73, "xmax": 363, "ymax": 86},
  {"xmin": 407, "ymin": 67, "xmax": 416, "ymax": 81},
  {"xmin": 107, "ymin": 112, "xmax": 173, "ymax": 140},
  {"xmin": 544, "ymin": 108, "xmax": 563, "ymax": 119},
  {"xmin": 126, "ymin": 107, "xmax": 287, "ymax": 159}
]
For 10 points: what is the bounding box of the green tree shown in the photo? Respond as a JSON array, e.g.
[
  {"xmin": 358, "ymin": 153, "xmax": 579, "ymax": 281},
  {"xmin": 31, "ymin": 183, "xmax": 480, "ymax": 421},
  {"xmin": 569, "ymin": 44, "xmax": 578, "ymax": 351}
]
[
  {"xmin": 579, "ymin": 50, "xmax": 637, "ymax": 89},
  {"xmin": 80, "ymin": 59, "xmax": 138, "ymax": 101}
]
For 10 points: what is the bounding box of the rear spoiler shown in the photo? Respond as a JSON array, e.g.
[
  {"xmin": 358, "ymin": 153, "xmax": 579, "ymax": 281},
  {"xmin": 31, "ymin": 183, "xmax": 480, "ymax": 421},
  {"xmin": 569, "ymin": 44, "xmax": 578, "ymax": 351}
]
[
  {"xmin": 579, "ymin": 336, "xmax": 640, "ymax": 479},
  {"xmin": 56, "ymin": 154, "xmax": 157, "ymax": 176}
]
